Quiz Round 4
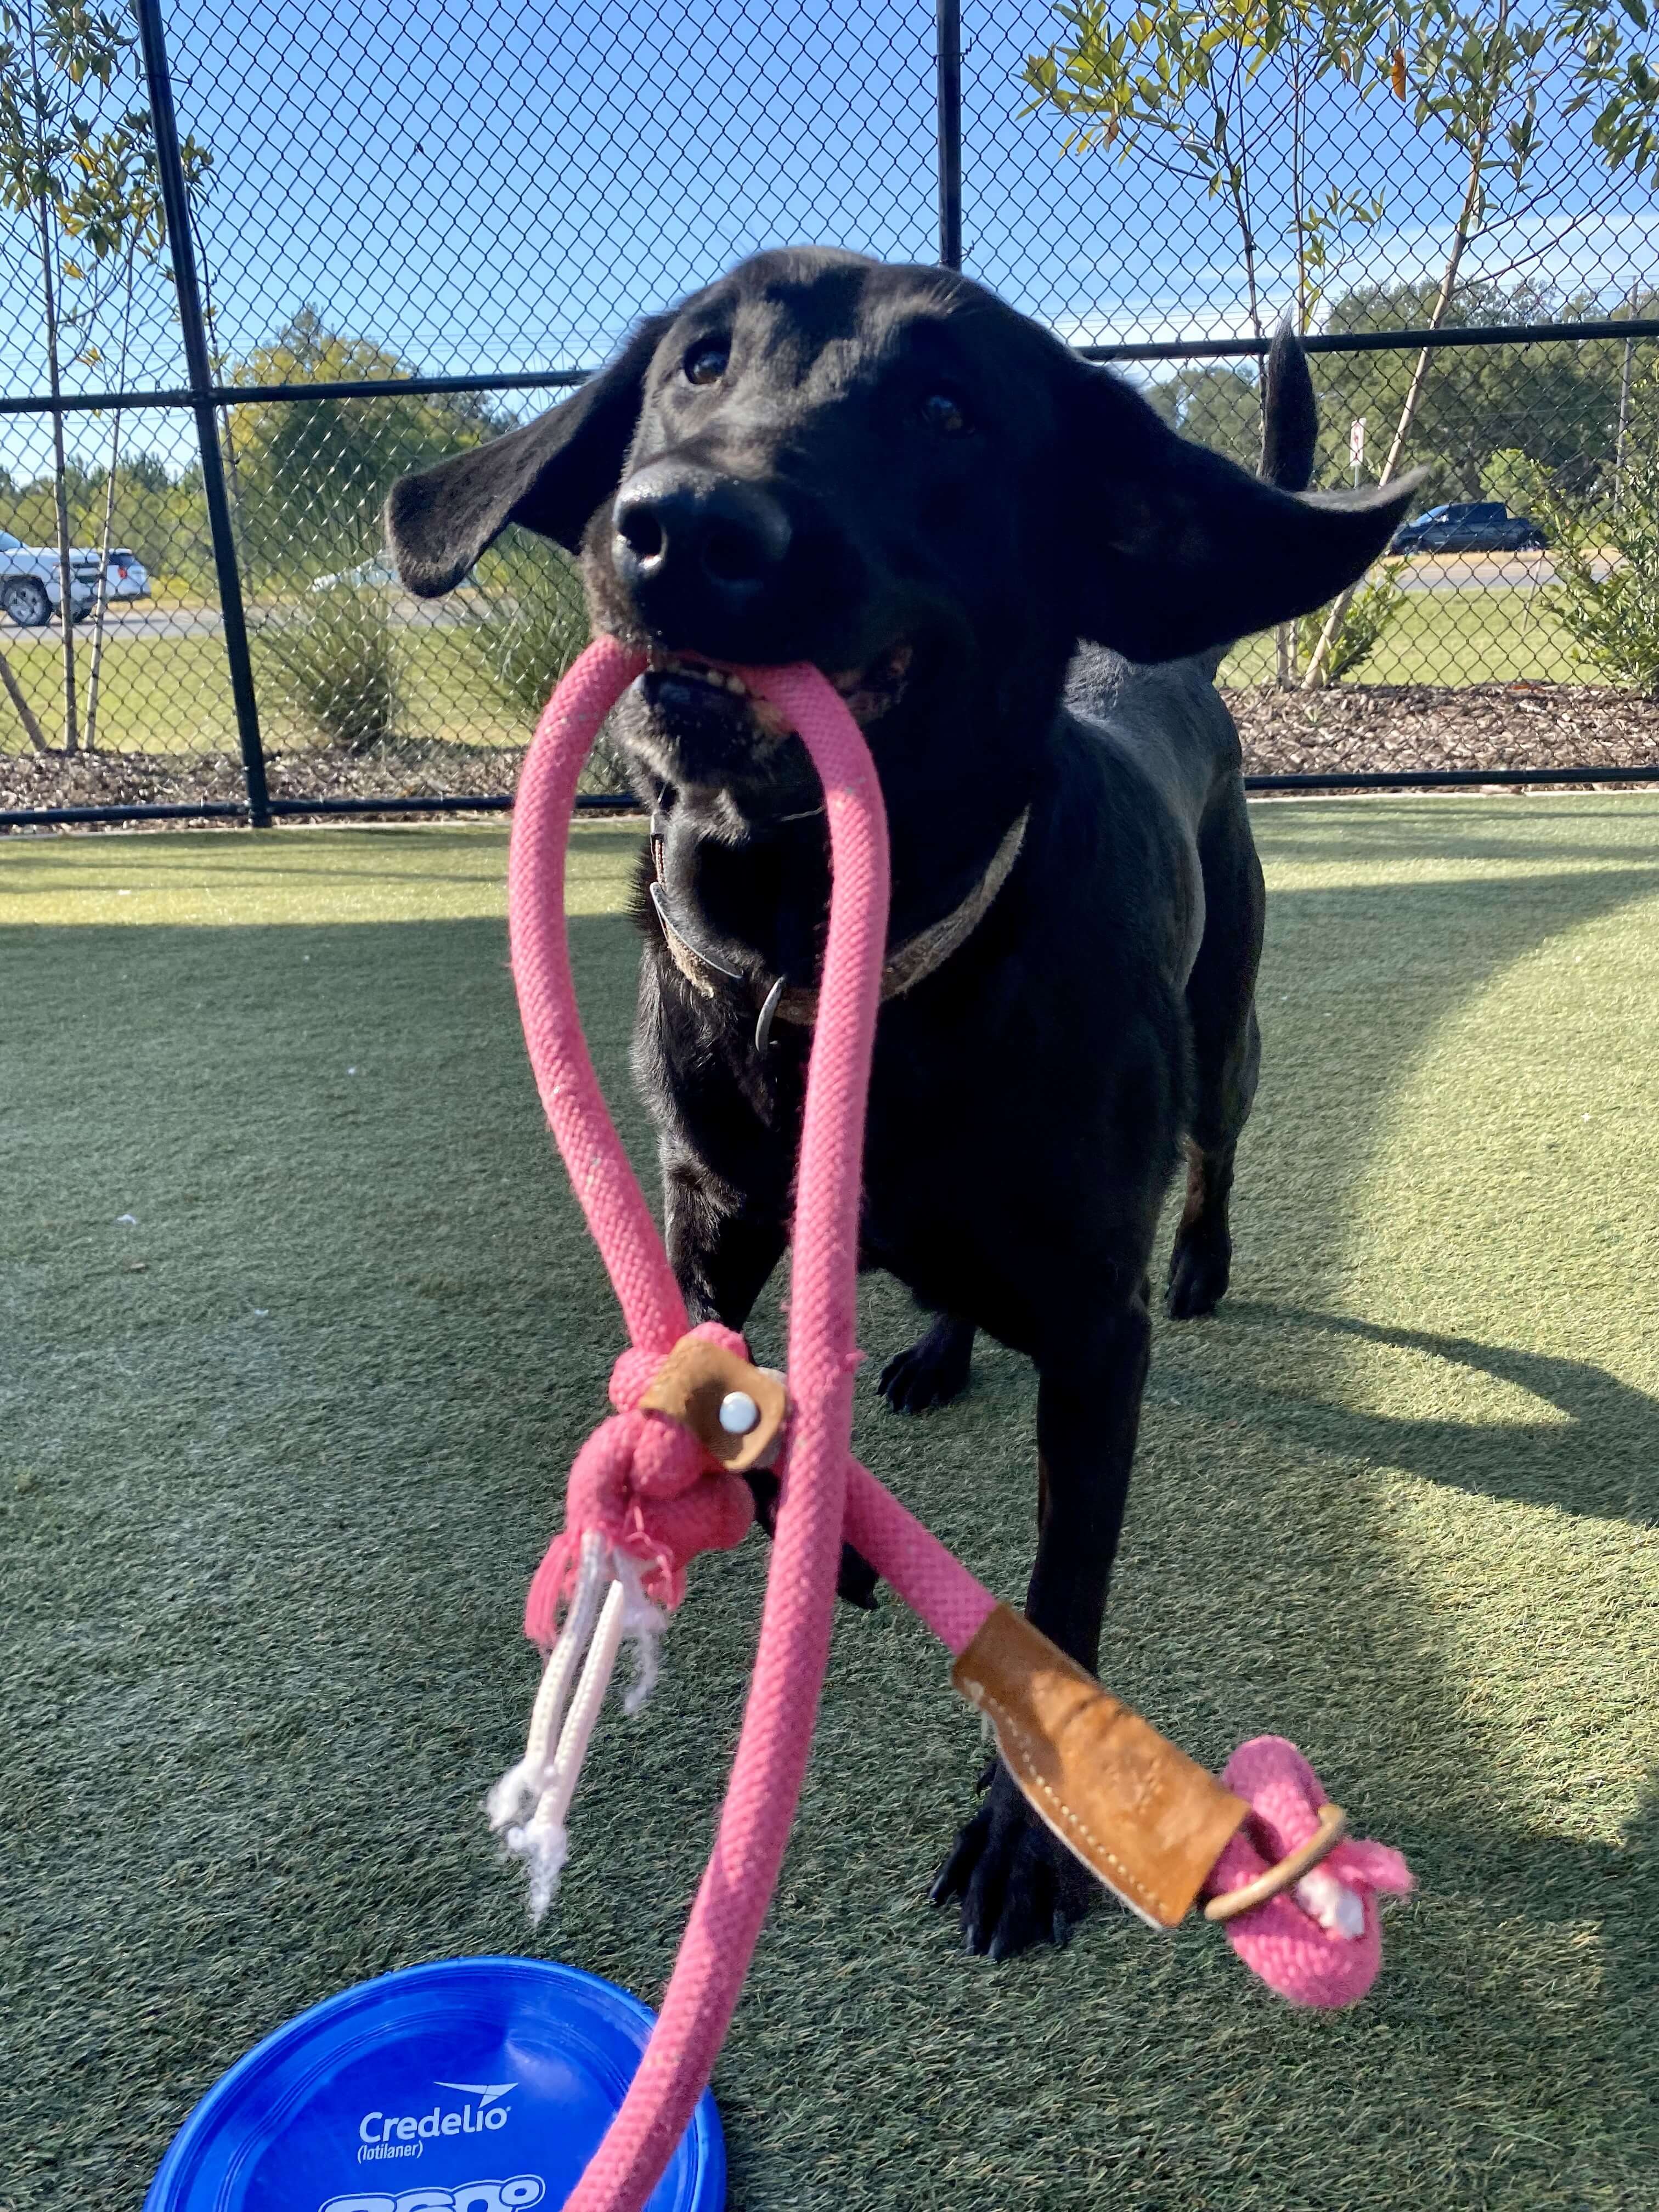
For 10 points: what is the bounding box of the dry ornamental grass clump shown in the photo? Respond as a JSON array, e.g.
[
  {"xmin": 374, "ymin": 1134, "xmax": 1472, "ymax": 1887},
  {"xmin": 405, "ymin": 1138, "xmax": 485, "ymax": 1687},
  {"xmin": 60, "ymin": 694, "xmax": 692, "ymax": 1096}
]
[{"xmin": 253, "ymin": 585, "xmax": 402, "ymax": 756}]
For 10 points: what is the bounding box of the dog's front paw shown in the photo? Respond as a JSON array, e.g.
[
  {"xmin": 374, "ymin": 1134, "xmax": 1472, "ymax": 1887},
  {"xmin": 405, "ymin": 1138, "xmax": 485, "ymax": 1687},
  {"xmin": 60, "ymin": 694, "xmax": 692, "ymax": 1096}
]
[
  {"xmin": 930, "ymin": 1764, "xmax": 1095, "ymax": 1959},
  {"xmin": 1166, "ymin": 1226, "xmax": 1232, "ymax": 1320},
  {"xmin": 878, "ymin": 1314, "xmax": 973, "ymax": 1414}
]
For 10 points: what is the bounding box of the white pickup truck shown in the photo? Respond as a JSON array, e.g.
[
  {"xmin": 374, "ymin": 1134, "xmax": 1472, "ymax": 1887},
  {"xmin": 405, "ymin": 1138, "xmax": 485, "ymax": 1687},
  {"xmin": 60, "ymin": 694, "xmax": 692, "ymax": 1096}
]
[{"xmin": 0, "ymin": 531, "xmax": 151, "ymax": 625}]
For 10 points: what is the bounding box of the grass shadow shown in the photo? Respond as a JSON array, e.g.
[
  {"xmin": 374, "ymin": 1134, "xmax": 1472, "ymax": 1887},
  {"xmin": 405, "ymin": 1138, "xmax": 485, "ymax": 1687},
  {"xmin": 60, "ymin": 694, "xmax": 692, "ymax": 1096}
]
[{"xmin": 1184, "ymin": 1303, "xmax": 1658, "ymax": 1526}]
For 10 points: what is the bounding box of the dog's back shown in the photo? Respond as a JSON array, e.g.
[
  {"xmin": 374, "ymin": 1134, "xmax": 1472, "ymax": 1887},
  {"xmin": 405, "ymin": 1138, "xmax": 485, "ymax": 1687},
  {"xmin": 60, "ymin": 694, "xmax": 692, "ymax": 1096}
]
[{"xmin": 1064, "ymin": 644, "xmax": 1240, "ymax": 864}]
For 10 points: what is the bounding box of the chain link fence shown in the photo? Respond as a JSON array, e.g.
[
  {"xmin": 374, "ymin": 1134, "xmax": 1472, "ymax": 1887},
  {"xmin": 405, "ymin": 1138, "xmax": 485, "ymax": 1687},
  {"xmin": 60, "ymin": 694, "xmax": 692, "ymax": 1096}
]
[{"xmin": 3, "ymin": 0, "xmax": 1659, "ymax": 825}]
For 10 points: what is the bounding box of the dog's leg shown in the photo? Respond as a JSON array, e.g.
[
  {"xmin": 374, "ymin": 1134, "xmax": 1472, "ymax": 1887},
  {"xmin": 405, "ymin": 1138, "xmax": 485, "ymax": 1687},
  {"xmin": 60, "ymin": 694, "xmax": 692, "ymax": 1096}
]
[
  {"xmin": 933, "ymin": 1290, "xmax": 1152, "ymax": 1956},
  {"xmin": 878, "ymin": 1311, "xmax": 975, "ymax": 1415},
  {"xmin": 664, "ymin": 1155, "xmax": 787, "ymax": 1330},
  {"xmin": 1168, "ymin": 797, "xmax": 1265, "ymax": 1321}
]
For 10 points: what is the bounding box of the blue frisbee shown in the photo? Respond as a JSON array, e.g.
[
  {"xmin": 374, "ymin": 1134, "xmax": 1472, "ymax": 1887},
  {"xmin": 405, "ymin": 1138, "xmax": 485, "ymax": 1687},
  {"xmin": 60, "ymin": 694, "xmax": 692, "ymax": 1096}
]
[{"xmin": 144, "ymin": 1956, "xmax": 724, "ymax": 2212}]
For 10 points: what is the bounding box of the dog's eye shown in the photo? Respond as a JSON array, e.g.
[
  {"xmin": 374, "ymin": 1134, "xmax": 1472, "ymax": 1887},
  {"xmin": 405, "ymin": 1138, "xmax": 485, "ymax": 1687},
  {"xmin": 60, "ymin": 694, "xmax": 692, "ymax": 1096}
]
[
  {"xmin": 684, "ymin": 339, "xmax": 730, "ymax": 387},
  {"xmin": 919, "ymin": 391, "xmax": 970, "ymax": 435}
]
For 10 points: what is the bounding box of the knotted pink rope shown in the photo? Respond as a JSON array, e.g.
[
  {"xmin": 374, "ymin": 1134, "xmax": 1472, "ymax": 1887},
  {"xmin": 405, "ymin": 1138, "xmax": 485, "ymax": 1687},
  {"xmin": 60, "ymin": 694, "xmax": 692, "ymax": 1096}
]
[
  {"xmin": 503, "ymin": 639, "xmax": 1410, "ymax": 2212},
  {"xmin": 1209, "ymin": 1738, "xmax": 1412, "ymax": 2007}
]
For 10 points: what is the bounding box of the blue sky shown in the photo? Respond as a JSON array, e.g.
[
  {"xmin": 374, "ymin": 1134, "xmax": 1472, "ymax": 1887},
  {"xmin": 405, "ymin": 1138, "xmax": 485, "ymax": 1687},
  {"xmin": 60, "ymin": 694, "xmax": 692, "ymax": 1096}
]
[{"xmin": 3, "ymin": 0, "xmax": 1656, "ymax": 483}]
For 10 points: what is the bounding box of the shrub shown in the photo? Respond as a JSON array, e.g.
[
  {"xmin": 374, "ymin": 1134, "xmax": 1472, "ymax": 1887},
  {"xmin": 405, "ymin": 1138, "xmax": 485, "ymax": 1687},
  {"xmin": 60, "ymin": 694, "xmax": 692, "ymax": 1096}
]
[
  {"xmin": 1538, "ymin": 445, "xmax": 1659, "ymax": 697},
  {"xmin": 1295, "ymin": 561, "xmax": 1409, "ymax": 681},
  {"xmin": 1482, "ymin": 448, "xmax": 1551, "ymax": 518},
  {"xmin": 256, "ymin": 585, "xmax": 402, "ymax": 754},
  {"xmin": 456, "ymin": 535, "xmax": 588, "ymax": 719},
  {"xmin": 453, "ymin": 535, "xmax": 626, "ymax": 788}
]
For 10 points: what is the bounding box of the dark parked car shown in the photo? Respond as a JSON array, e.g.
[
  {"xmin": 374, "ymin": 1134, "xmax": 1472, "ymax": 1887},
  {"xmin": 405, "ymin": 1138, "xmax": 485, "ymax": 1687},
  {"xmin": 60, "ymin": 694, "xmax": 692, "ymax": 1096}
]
[{"xmin": 1389, "ymin": 500, "xmax": 1547, "ymax": 554}]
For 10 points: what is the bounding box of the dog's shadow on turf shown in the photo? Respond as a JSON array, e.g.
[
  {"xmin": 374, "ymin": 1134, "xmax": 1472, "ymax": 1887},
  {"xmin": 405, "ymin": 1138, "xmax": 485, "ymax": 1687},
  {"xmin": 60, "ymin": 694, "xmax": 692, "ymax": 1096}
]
[{"xmin": 1198, "ymin": 1302, "xmax": 1658, "ymax": 1528}]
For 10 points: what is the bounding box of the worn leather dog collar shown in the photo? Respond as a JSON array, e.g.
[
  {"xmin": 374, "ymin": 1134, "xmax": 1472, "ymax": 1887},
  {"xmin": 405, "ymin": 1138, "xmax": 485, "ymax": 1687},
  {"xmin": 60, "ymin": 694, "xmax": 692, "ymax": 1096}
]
[{"xmin": 650, "ymin": 806, "xmax": 1030, "ymax": 1051}]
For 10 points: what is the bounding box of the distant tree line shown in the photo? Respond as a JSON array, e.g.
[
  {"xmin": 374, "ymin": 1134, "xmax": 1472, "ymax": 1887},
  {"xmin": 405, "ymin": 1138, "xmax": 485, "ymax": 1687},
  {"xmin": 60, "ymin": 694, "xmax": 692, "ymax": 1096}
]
[
  {"xmin": 219, "ymin": 308, "xmax": 512, "ymax": 586},
  {"xmin": 1153, "ymin": 279, "xmax": 1659, "ymax": 506},
  {"xmin": 1, "ymin": 308, "xmax": 514, "ymax": 596},
  {"xmin": 5, "ymin": 283, "xmax": 1651, "ymax": 613},
  {"xmin": 7, "ymin": 283, "xmax": 1658, "ymax": 721}
]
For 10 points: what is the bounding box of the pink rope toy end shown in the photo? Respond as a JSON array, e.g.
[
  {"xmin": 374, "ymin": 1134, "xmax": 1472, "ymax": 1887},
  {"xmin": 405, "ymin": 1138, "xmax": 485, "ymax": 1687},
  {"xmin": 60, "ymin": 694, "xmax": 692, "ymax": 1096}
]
[
  {"xmin": 1204, "ymin": 1736, "xmax": 1414, "ymax": 2008},
  {"xmin": 498, "ymin": 1322, "xmax": 765, "ymax": 1925}
]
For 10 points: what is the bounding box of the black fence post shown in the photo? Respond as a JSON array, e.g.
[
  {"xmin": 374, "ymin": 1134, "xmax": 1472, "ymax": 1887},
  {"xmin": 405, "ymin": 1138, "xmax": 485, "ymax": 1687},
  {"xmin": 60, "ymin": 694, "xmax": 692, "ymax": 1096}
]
[
  {"xmin": 134, "ymin": 0, "xmax": 272, "ymax": 828},
  {"xmin": 936, "ymin": 0, "xmax": 962, "ymax": 270}
]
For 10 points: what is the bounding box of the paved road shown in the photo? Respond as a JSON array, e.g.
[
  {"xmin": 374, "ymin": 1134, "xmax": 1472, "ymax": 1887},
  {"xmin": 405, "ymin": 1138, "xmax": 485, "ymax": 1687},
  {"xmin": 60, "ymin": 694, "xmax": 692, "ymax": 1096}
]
[
  {"xmin": 3, "ymin": 556, "xmax": 1612, "ymax": 642},
  {"xmin": 1386, "ymin": 551, "xmax": 1613, "ymax": 590},
  {"xmin": 12, "ymin": 597, "xmax": 477, "ymax": 642},
  {"xmin": 1395, "ymin": 551, "xmax": 1558, "ymax": 592},
  {"xmin": 70, "ymin": 606, "xmax": 225, "ymax": 640}
]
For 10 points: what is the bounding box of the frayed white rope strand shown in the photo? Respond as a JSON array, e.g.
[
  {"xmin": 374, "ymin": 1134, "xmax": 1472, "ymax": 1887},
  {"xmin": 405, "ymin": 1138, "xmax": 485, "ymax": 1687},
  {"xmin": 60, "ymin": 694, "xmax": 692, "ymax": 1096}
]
[
  {"xmin": 613, "ymin": 1549, "xmax": 667, "ymax": 1717},
  {"xmin": 527, "ymin": 1531, "xmax": 613, "ymax": 1776},
  {"xmin": 490, "ymin": 1539, "xmax": 675, "ymax": 1923},
  {"xmin": 547, "ymin": 1577, "xmax": 630, "ymax": 1812},
  {"xmin": 487, "ymin": 1529, "xmax": 611, "ymax": 1836},
  {"xmin": 514, "ymin": 1812, "xmax": 571, "ymax": 1925},
  {"xmin": 509, "ymin": 1575, "xmax": 629, "ymax": 1925}
]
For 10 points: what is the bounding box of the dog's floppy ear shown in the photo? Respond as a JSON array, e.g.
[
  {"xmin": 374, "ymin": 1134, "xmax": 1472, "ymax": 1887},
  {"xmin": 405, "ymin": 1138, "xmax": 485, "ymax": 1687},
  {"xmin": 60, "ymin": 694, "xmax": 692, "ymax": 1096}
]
[
  {"xmin": 385, "ymin": 314, "xmax": 674, "ymax": 595},
  {"xmin": 1060, "ymin": 357, "xmax": 1425, "ymax": 663}
]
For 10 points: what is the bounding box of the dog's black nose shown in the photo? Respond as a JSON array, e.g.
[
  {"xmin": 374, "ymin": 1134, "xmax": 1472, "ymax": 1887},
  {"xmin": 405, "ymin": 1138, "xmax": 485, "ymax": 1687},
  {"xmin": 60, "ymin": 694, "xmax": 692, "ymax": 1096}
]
[{"xmin": 612, "ymin": 465, "xmax": 793, "ymax": 628}]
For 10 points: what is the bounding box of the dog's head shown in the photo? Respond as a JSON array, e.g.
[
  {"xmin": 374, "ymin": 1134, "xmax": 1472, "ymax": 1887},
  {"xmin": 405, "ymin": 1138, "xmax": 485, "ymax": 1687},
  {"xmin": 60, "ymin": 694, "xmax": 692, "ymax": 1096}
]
[{"xmin": 388, "ymin": 249, "xmax": 1418, "ymax": 804}]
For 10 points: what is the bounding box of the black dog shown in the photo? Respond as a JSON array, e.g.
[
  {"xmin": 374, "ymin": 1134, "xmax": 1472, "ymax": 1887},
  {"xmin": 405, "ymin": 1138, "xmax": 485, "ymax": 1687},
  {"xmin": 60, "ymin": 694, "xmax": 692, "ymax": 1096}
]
[{"xmin": 388, "ymin": 250, "xmax": 1418, "ymax": 1960}]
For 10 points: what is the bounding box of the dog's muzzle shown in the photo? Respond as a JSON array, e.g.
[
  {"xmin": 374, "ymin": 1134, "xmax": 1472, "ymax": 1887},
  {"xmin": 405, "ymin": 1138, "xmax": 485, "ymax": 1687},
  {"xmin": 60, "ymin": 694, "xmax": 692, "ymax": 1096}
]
[{"xmin": 612, "ymin": 464, "xmax": 794, "ymax": 641}]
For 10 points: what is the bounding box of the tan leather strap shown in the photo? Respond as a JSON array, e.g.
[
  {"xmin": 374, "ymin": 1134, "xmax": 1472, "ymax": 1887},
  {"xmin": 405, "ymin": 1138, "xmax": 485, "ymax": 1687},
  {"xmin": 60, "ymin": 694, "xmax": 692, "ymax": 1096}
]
[
  {"xmin": 653, "ymin": 808, "xmax": 1030, "ymax": 1023},
  {"xmin": 952, "ymin": 1604, "xmax": 1249, "ymax": 1929},
  {"xmin": 637, "ymin": 1334, "xmax": 788, "ymax": 1475}
]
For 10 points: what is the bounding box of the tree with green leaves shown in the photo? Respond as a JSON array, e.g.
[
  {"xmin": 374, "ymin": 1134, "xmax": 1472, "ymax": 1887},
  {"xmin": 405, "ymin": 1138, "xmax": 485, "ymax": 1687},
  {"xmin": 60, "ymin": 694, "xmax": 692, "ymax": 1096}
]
[
  {"xmin": 1, "ymin": 0, "xmax": 129, "ymax": 751},
  {"xmin": 1313, "ymin": 277, "xmax": 1655, "ymax": 497},
  {"xmin": 1025, "ymin": 0, "xmax": 1399, "ymax": 679},
  {"xmin": 1534, "ymin": 374, "xmax": 1659, "ymax": 695},
  {"xmin": 1023, "ymin": 0, "xmax": 1659, "ymax": 685},
  {"xmin": 1299, "ymin": 0, "xmax": 1659, "ymax": 680},
  {"xmin": 0, "ymin": 0, "xmax": 210, "ymax": 750},
  {"xmin": 71, "ymin": 111, "xmax": 206, "ymax": 748},
  {"xmin": 1023, "ymin": 0, "xmax": 1398, "ymax": 345},
  {"xmin": 227, "ymin": 311, "xmax": 508, "ymax": 591}
]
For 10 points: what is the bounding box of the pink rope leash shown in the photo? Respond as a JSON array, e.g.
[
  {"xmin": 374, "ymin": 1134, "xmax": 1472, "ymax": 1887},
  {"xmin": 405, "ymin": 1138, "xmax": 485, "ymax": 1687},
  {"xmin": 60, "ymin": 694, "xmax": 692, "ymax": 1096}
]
[{"xmin": 494, "ymin": 638, "xmax": 1411, "ymax": 2212}]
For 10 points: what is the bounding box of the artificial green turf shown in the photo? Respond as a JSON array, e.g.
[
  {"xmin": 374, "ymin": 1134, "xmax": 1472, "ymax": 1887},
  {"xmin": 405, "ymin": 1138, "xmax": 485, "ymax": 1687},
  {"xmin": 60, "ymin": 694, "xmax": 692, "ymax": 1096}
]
[
  {"xmin": 2, "ymin": 804, "xmax": 1656, "ymax": 2211},
  {"xmin": 1218, "ymin": 583, "xmax": 1583, "ymax": 685}
]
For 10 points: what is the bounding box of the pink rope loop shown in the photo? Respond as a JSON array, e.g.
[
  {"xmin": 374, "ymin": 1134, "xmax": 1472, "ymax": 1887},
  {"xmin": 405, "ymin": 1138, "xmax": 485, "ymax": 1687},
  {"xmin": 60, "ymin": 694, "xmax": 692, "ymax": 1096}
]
[
  {"xmin": 504, "ymin": 641, "xmax": 1407, "ymax": 2212},
  {"xmin": 560, "ymin": 661, "xmax": 891, "ymax": 2212},
  {"xmin": 507, "ymin": 636, "xmax": 686, "ymax": 1359}
]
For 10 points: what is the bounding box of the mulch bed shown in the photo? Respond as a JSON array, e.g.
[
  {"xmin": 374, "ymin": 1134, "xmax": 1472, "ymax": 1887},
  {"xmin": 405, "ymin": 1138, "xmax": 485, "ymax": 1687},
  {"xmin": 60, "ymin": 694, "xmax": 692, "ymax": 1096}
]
[
  {"xmin": 1, "ymin": 741, "xmax": 545, "ymax": 821},
  {"xmin": 1228, "ymin": 681, "xmax": 1659, "ymax": 786},
  {"xmin": 5, "ymin": 684, "xmax": 1659, "ymax": 826}
]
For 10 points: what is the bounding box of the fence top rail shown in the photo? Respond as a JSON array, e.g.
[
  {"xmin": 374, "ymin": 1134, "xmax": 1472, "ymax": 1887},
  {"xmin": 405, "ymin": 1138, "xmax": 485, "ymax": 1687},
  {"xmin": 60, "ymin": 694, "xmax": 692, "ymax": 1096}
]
[
  {"xmin": 0, "ymin": 366, "xmax": 594, "ymax": 417},
  {"xmin": 1080, "ymin": 315, "xmax": 1659, "ymax": 363},
  {"xmin": 5, "ymin": 317, "xmax": 1659, "ymax": 418}
]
